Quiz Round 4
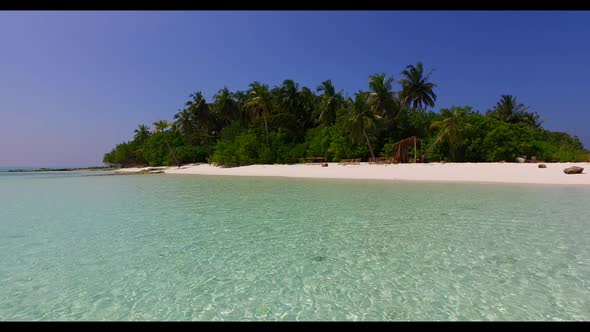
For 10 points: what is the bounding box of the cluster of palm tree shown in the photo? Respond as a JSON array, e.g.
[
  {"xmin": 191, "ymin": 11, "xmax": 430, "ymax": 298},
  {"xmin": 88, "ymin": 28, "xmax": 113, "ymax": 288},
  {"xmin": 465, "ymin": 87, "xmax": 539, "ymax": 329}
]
[
  {"xmin": 486, "ymin": 95, "xmax": 543, "ymax": 128},
  {"xmin": 155, "ymin": 62, "xmax": 439, "ymax": 157},
  {"xmin": 347, "ymin": 64, "xmax": 438, "ymax": 159},
  {"xmin": 109, "ymin": 61, "xmax": 556, "ymax": 166},
  {"xmin": 417, "ymin": 95, "xmax": 545, "ymax": 161}
]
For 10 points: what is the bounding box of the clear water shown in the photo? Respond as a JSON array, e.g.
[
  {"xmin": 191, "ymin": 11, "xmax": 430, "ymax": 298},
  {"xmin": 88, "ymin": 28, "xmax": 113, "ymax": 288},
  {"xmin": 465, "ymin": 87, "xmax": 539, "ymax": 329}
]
[{"xmin": 0, "ymin": 172, "xmax": 588, "ymax": 321}]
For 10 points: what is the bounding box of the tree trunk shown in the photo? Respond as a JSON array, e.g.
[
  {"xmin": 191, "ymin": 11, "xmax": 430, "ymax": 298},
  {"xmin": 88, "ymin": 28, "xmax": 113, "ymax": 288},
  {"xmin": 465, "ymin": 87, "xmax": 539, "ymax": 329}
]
[
  {"xmin": 263, "ymin": 115, "xmax": 270, "ymax": 145},
  {"xmin": 414, "ymin": 137, "xmax": 417, "ymax": 163},
  {"xmin": 363, "ymin": 128, "xmax": 376, "ymax": 160}
]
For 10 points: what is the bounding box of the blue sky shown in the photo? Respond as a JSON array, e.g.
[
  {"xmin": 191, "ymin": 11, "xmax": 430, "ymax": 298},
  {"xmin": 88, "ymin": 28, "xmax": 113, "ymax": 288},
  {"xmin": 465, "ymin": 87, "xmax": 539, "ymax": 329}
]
[{"xmin": 1, "ymin": 11, "xmax": 589, "ymax": 166}]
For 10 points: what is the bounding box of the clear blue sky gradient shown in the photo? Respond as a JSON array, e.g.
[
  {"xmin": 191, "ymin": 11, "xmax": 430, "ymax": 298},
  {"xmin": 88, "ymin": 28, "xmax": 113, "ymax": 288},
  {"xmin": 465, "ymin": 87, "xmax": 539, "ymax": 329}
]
[{"xmin": 1, "ymin": 11, "xmax": 589, "ymax": 167}]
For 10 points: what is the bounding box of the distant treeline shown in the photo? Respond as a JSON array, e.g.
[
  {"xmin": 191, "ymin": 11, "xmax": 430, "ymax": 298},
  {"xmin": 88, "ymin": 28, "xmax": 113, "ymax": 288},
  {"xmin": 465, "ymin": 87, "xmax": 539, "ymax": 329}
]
[
  {"xmin": 1, "ymin": 167, "xmax": 115, "ymax": 173},
  {"xmin": 103, "ymin": 62, "xmax": 589, "ymax": 167}
]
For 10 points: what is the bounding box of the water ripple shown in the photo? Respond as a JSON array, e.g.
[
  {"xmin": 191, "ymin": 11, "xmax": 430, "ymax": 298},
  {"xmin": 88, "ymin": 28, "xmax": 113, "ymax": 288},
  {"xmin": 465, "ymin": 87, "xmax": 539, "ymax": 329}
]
[{"xmin": 0, "ymin": 175, "xmax": 589, "ymax": 320}]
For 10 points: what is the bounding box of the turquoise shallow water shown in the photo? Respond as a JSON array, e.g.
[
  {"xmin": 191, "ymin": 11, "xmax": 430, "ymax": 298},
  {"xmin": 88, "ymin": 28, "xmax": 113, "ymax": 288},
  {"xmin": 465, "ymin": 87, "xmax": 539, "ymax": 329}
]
[{"xmin": 0, "ymin": 172, "xmax": 589, "ymax": 321}]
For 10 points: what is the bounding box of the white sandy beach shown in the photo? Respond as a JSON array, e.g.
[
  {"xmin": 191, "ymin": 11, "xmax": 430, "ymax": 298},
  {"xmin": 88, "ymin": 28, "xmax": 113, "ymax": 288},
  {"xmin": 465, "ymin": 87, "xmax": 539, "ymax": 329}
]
[{"xmin": 115, "ymin": 162, "xmax": 590, "ymax": 185}]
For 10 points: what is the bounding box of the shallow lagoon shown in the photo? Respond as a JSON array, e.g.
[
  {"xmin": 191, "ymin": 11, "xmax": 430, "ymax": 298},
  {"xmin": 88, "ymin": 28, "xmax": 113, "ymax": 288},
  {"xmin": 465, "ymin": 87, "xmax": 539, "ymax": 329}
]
[{"xmin": 0, "ymin": 172, "xmax": 588, "ymax": 320}]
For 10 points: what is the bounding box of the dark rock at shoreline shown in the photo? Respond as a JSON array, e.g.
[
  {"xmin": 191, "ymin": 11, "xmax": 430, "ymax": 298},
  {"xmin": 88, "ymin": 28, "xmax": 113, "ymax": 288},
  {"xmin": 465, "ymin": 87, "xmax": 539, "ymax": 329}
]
[
  {"xmin": 563, "ymin": 166, "xmax": 584, "ymax": 174},
  {"xmin": 322, "ymin": 163, "xmax": 328, "ymax": 167},
  {"xmin": 538, "ymin": 164, "xmax": 547, "ymax": 168}
]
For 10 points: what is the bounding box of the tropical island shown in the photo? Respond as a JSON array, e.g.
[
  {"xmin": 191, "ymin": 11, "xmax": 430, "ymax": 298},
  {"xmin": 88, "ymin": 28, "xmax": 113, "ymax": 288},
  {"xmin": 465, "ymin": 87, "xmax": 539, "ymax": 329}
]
[
  {"xmin": 103, "ymin": 62, "xmax": 589, "ymax": 183},
  {"xmin": 4, "ymin": 12, "xmax": 590, "ymax": 322}
]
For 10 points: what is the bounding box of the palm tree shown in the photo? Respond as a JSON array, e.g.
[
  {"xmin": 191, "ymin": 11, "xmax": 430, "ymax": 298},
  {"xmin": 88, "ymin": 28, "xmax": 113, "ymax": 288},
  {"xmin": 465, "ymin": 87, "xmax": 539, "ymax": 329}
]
[
  {"xmin": 132, "ymin": 124, "xmax": 151, "ymax": 164},
  {"xmin": 398, "ymin": 62, "xmax": 437, "ymax": 110},
  {"xmin": 153, "ymin": 120, "xmax": 170, "ymax": 133},
  {"xmin": 133, "ymin": 124, "xmax": 151, "ymax": 142},
  {"xmin": 298, "ymin": 86, "xmax": 317, "ymax": 130},
  {"xmin": 278, "ymin": 79, "xmax": 317, "ymax": 130},
  {"xmin": 278, "ymin": 79, "xmax": 300, "ymax": 114},
  {"xmin": 421, "ymin": 106, "xmax": 471, "ymax": 162},
  {"xmin": 185, "ymin": 91, "xmax": 210, "ymax": 131},
  {"xmin": 520, "ymin": 111, "xmax": 543, "ymax": 128},
  {"xmin": 486, "ymin": 95, "xmax": 528, "ymax": 123},
  {"xmin": 244, "ymin": 82, "xmax": 273, "ymax": 145},
  {"xmin": 316, "ymin": 80, "xmax": 342, "ymax": 127},
  {"xmin": 367, "ymin": 73, "xmax": 396, "ymax": 117},
  {"xmin": 152, "ymin": 120, "xmax": 180, "ymax": 166},
  {"xmin": 232, "ymin": 90, "xmax": 249, "ymax": 125},
  {"xmin": 348, "ymin": 92, "xmax": 381, "ymax": 160},
  {"xmin": 173, "ymin": 108, "xmax": 193, "ymax": 139},
  {"xmin": 212, "ymin": 87, "xmax": 239, "ymax": 127}
]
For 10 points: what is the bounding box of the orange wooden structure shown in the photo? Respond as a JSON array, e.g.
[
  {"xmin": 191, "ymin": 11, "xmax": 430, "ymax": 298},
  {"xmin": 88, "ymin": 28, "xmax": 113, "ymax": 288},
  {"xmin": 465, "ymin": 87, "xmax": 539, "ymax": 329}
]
[{"xmin": 392, "ymin": 136, "xmax": 422, "ymax": 163}]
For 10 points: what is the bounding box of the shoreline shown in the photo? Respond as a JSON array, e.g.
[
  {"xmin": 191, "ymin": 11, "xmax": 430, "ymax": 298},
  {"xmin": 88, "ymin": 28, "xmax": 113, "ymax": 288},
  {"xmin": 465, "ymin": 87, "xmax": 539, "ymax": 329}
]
[
  {"xmin": 0, "ymin": 166, "xmax": 115, "ymax": 173},
  {"xmin": 114, "ymin": 162, "xmax": 590, "ymax": 185}
]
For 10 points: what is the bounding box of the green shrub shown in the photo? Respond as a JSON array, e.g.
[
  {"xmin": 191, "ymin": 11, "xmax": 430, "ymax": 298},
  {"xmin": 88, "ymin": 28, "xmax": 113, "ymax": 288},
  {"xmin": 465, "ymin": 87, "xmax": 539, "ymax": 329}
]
[
  {"xmin": 209, "ymin": 130, "xmax": 260, "ymax": 167},
  {"xmin": 305, "ymin": 127, "xmax": 337, "ymax": 161},
  {"xmin": 289, "ymin": 143, "xmax": 308, "ymax": 163}
]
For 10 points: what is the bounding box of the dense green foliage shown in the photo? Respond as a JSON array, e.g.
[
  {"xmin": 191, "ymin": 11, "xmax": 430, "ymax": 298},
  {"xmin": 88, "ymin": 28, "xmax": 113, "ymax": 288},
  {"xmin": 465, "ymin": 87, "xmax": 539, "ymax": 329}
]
[{"xmin": 104, "ymin": 62, "xmax": 588, "ymax": 167}]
